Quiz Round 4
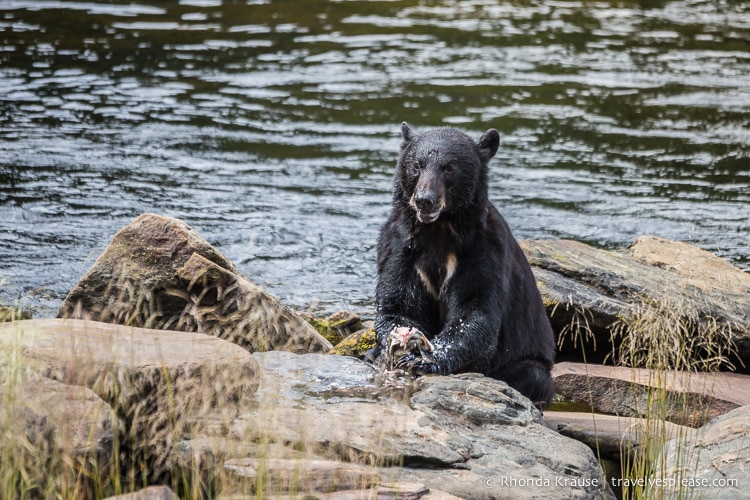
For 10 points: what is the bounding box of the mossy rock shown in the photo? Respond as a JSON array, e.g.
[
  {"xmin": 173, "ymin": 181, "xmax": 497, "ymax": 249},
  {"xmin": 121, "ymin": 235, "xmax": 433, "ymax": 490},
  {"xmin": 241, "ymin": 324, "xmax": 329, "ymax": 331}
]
[
  {"xmin": 302, "ymin": 310, "xmax": 364, "ymax": 345},
  {"xmin": 330, "ymin": 328, "xmax": 376, "ymax": 359},
  {"xmin": 0, "ymin": 305, "xmax": 31, "ymax": 322}
]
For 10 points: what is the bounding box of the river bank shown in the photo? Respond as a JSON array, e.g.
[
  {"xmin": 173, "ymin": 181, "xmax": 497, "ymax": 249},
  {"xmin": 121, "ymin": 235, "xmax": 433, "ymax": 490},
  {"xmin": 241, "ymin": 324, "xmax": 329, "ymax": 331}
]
[{"xmin": 2, "ymin": 213, "xmax": 749, "ymax": 499}]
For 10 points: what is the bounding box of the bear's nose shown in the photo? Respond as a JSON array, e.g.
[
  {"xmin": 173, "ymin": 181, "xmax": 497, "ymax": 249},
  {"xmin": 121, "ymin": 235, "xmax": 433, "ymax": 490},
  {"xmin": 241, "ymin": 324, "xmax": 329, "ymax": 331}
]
[{"xmin": 414, "ymin": 193, "xmax": 436, "ymax": 213}]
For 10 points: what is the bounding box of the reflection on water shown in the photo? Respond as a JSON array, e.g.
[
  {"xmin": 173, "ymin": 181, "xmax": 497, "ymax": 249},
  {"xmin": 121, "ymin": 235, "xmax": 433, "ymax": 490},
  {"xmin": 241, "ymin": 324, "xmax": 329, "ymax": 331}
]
[{"xmin": 1, "ymin": 0, "xmax": 748, "ymax": 317}]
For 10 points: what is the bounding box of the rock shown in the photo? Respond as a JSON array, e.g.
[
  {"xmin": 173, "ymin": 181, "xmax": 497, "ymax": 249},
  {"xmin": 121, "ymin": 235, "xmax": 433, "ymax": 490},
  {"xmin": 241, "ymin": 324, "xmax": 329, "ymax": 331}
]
[
  {"xmin": 330, "ymin": 327, "xmax": 377, "ymax": 358},
  {"xmin": 219, "ymin": 482, "xmax": 459, "ymax": 500},
  {"xmin": 544, "ymin": 411, "xmax": 695, "ymax": 462},
  {"xmin": 301, "ymin": 310, "xmax": 365, "ymax": 345},
  {"xmin": 626, "ymin": 235, "xmax": 750, "ymax": 300},
  {"xmin": 0, "ymin": 368, "xmax": 117, "ymax": 497},
  {"xmin": 0, "ymin": 304, "xmax": 32, "ymax": 322},
  {"xmin": 103, "ymin": 486, "xmax": 179, "ymax": 500},
  {"xmin": 656, "ymin": 405, "xmax": 750, "ymax": 499},
  {"xmin": 411, "ymin": 373, "xmax": 540, "ymax": 427},
  {"xmin": 520, "ymin": 237, "xmax": 750, "ymax": 370},
  {"xmin": 223, "ymin": 457, "xmax": 380, "ymax": 494},
  {"xmin": 546, "ymin": 361, "xmax": 750, "ymax": 493},
  {"xmin": 220, "ymin": 482, "xmax": 459, "ymax": 500},
  {"xmin": 6, "ymin": 331, "xmax": 621, "ymax": 498},
  {"xmin": 176, "ymin": 352, "xmax": 614, "ymax": 499},
  {"xmin": 552, "ymin": 362, "xmax": 750, "ymax": 427},
  {"xmin": 0, "ymin": 318, "xmax": 261, "ymax": 485},
  {"xmin": 58, "ymin": 213, "xmax": 331, "ymax": 354}
]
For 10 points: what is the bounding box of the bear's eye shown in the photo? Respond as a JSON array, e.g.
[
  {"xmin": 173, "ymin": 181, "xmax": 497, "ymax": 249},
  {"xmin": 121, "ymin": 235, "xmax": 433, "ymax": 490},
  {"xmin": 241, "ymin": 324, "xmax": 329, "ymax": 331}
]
[
  {"xmin": 444, "ymin": 163, "xmax": 455, "ymax": 175},
  {"xmin": 414, "ymin": 161, "xmax": 423, "ymax": 171}
]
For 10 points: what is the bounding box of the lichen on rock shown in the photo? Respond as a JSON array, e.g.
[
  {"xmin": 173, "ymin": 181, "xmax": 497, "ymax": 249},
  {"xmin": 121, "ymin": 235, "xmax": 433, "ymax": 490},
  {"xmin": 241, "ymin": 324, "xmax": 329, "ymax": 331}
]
[{"xmin": 330, "ymin": 327, "xmax": 377, "ymax": 358}]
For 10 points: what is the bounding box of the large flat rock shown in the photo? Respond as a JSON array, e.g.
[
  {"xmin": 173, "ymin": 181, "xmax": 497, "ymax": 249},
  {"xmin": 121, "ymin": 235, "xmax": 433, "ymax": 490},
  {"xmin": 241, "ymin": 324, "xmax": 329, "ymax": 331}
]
[
  {"xmin": 552, "ymin": 362, "xmax": 750, "ymax": 427},
  {"xmin": 176, "ymin": 352, "xmax": 615, "ymax": 500},
  {"xmin": 554, "ymin": 362, "xmax": 750, "ymax": 407},
  {"xmin": 0, "ymin": 319, "xmax": 261, "ymax": 485},
  {"xmin": 544, "ymin": 411, "xmax": 695, "ymax": 462}
]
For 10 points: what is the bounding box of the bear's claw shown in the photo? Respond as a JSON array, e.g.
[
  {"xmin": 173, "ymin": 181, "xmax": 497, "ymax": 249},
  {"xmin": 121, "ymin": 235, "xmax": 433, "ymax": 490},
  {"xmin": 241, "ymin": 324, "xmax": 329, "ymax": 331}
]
[{"xmin": 394, "ymin": 352, "xmax": 438, "ymax": 373}]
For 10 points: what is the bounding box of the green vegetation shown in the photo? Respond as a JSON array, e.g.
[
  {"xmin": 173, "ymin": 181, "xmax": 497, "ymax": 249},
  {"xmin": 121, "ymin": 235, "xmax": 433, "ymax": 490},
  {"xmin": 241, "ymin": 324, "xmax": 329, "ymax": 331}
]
[
  {"xmin": 302, "ymin": 311, "xmax": 363, "ymax": 346},
  {"xmin": 0, "ymin": 305, "xmax": 31, "ymax": 323},
  {"xmin": 329, "ymin": 328, "xmax": 376, "ymax": 357}
]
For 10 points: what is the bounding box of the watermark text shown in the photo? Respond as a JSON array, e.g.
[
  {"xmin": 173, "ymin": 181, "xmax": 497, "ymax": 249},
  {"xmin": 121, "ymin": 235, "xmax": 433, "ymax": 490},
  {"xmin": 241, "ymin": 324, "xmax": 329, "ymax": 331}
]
[{"xmin": 482, "ymin": 475, "xmax": 740, "ymax": 490}]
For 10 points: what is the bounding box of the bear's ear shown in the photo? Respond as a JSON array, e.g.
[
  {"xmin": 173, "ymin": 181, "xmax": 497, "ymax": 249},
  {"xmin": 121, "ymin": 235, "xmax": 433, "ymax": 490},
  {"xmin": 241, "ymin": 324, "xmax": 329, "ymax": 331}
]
[
  {"xmin": 477, "ymin": 129, "xmax": 500, "ymax": 162},
  {"xmin": 400, "ymin": 121, "xmax": 416, "ymax": 146}
]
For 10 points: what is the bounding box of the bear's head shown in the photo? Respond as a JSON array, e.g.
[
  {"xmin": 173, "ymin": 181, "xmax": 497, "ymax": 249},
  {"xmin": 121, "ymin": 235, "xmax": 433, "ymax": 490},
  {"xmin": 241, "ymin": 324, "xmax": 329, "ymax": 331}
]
[{"xmin": 395, "ymin": 122, "xmax": 500, "ymax": 224}]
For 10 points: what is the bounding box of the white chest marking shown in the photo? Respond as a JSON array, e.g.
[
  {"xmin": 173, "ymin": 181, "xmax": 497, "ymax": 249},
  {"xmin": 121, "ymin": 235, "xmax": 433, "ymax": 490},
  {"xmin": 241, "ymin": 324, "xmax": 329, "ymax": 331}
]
[
  {"xmin": 444, "ymin": 252, "xmax": 457, "ymax": 285},
  {"xmin": 416, "ymin": 267, "xmax": 438, "ymax": 298},
  {"xmin": 416, "ymin": 252, "xmax": 457, "ymax": 299}
]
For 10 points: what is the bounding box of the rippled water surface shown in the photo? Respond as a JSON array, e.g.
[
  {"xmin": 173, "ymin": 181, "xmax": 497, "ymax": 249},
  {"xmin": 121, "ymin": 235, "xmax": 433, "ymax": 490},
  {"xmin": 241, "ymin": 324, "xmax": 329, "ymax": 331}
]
[{"xmin": 1, "ymin": 0, "xmax": 748, "ymax": 318}]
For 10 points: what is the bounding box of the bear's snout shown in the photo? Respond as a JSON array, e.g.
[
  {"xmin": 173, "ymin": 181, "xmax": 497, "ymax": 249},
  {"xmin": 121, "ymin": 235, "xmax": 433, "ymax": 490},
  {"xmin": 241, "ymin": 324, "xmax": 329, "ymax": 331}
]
[
  {"xmin": 410, "ymin": 179, "xmax": 445, "ymax": 224},
  {"xmin": 414, "ymin": 191, "xmax": 437, "ymax": 214}
]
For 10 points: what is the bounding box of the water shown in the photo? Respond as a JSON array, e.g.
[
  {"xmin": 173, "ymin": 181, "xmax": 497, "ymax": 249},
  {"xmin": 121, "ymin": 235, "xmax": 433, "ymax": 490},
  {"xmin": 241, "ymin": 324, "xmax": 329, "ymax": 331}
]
[{"xmin": 1, "ymin": 0, "xmax": 748, "ymax": 319}]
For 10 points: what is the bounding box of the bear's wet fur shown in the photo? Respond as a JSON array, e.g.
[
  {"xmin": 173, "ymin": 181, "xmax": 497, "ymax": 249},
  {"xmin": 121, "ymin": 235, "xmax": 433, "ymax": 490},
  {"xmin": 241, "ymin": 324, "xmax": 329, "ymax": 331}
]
[{"xmin": 372, "ymin": 122, "xmax": 556, "ymax": 408}]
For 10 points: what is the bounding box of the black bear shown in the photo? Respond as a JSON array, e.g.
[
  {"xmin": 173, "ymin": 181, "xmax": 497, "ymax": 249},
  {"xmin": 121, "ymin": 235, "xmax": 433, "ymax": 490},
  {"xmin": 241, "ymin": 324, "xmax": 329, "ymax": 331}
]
[{"xmin": 371, "ymin": 122, "xmax": 556, "ymax": 408}]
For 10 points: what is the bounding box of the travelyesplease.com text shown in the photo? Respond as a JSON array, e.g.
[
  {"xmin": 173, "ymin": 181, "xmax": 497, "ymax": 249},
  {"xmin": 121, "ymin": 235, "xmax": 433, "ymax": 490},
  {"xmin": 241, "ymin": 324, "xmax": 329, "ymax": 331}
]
[
  {"xmin": 610, "ymin": 477, "xmax": 739, "ymax": 489},
  {"xmin": 483, "ymin": 475, "xmax": 739, "ymax": 490}
]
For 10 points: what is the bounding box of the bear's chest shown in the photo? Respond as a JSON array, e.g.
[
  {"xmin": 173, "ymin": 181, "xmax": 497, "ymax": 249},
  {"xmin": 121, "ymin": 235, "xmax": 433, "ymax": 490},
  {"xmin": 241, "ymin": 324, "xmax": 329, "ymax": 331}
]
[{"xmin": 414, "ymin": 251, "xmax": 457, "ymax": 300}]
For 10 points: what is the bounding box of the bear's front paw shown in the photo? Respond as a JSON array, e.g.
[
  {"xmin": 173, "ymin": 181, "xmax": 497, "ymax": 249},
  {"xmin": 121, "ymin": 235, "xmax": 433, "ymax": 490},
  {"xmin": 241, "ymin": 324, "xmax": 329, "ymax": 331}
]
[{"xmin": 386, "ymin": 326, "xmax": 436, "ymax": 370}]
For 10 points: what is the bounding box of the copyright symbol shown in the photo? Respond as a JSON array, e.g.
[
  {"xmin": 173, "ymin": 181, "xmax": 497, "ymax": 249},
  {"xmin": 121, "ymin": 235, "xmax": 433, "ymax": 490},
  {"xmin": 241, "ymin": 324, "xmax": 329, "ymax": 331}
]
[{"xmin": 484, "ymin": 477, "xmax": 495, "ymax": 488}]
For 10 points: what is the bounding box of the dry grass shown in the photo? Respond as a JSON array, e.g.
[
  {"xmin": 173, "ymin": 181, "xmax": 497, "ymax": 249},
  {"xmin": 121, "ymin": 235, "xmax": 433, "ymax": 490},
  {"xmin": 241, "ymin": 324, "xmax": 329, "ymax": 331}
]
[
  {"xmin": 0, "ymin": 309, "xmax": 257, "ymax": 499},
  {"xmin": 554, "ymin": 289, "xmax": 741, "ymax": 500},
  {"xmin": 1, "ymin": 276, "xmax": 364, "ymax": 499},
  {"xmin": 609, "ymin": 295, "xmax": 739, "ymax": 500}
]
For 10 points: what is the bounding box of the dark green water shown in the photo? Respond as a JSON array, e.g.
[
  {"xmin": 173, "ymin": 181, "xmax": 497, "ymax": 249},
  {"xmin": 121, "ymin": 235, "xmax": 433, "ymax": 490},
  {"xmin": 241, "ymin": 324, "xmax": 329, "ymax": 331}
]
[{"xmin": 1, "ymin": 0, "xmax": 748, "ymax": 318}]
